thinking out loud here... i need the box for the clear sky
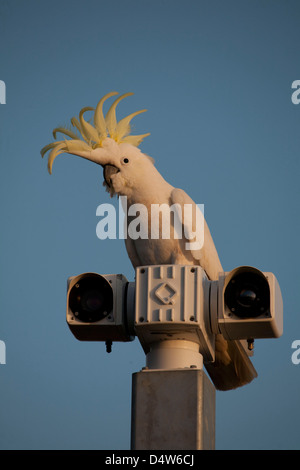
[0,0,300,450]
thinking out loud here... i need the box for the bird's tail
[204,334,258,391]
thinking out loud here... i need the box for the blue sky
[0,0,300,449]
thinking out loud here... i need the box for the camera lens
[82,290,104,312]
[238,289,257,307]
[69,275,113,322]
[224,270,270,318]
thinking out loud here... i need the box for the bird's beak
[103,164,120,187]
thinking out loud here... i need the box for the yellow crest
[41,92,150,173]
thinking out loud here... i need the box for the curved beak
[103,164,120,187]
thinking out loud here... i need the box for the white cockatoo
[42,91,257,390]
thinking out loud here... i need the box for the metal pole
[130,362,215,450]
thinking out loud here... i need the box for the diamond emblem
[154,283,177,305]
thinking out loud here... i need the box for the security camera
[66,272,135,344]
[66,265,283,360]
[210,266,283,341]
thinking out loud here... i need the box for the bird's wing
[124,235,141,269]
[170,187,258,391]
[170,188,222,280]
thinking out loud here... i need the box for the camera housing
[66,272,134,342]
[134,265,215,366]
[210,266,283,341]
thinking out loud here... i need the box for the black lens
[224,271,270,318]
[69,275,113,323]
[238,289,257,307]
[82,290,104,312]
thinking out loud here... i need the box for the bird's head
[41,92,154,198]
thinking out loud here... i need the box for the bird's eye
[122,157,129,164]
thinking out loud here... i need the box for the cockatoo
[41,91,257,390]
